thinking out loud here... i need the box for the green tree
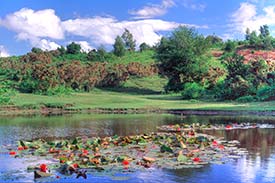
[205,35,223,46]
[249,31,260,48]
[121,29,136,51]
[224,40,237,52]
[66,42,81,54]
[245,28,251,41]
[31,47,43,54]
[156,26,210,92]
[57,46,66,55]
[260,25,270,38]
[113,36,126,57]
[139,42,151,52]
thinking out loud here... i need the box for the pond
[1,114,275,183]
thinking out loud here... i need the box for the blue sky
[0,0,275,56]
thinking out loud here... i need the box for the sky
[0,0,275,56]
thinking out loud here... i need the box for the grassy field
[10,89,275,111]
[4,75,275,112]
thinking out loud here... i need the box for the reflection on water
[1,114,275,183]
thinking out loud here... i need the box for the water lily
[212,140,218,146]
[193,157,201,162]
[18,146,24,151]
[72,163,78,169]
[9,151,16,155]
[122,159,129,166]
[226,125,232,130]
[40,164,47,172]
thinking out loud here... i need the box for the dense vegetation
[1,25,275,105]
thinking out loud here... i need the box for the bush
[181,82,205,99]
[236,95,255,103]
[256,85,275,101]
[44,85,74,96]
[0,81,16,104]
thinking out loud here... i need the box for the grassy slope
[9,75,275,111]
[6,48,275,112]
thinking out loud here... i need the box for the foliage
[139,42,151,52]
[205,35,223,47]
[44,85,74,96]
[235,95,255,103]
[113,36,126,57]
[256,85,275,101]
[223,40,237,52]
[220,54,268,100]
[181,82,205,99]
[87,47,108,62]
[31,47,43,54]
[245,25,275,50]
[66,42,81,54]
[0,81,15,104]
[156,26,210,92]
[121,29,136,51]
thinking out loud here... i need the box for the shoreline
[1,105,275,117]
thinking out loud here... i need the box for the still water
[1,114,275,183]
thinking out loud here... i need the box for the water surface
[1,114,275,183]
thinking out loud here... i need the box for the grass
[10,89,275,111]
[108,50,155,65]
[7,75,275,112]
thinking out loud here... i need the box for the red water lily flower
[18,146,24,151]
[82,149,89,155]
[193,157,201,162]
[40,164,47,172]
[218,145,225,150]
[226,125,232,130]
[23,146,28,150]
[212,140,218,146]
[9,151,16,155]
[177,127,181,132]
[72,163,78,169]
[122,160,129,166]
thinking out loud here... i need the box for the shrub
[181,82,205,99]
[236,95,255,103]
[256,85,275,101]
[0,81,16,104]
[44,85,73,96]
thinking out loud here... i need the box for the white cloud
[0,8,64,45]
[230,2,275,36]
[0,8,208,51]
[75,41,94,52]
[62,17,207,47]
[33,39,60,51]
[0,45,10,57]
[129,0,175,19]
[181,0,206,12]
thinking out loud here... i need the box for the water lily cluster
[7,125,249,180]
[157,123,275,132]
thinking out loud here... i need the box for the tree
[205,35,223,46]
[260,25,270,38]
[245,28,251,41]
[113,36,126,57]
[156,26,210,92]
[31,47,43,54]
[249,31,260,48]
[88,46,108,61]
[66,42,81,54]
[224,40,237,52]
[57,46,66,55]
[139,42,151,52]
[121,29,136,51]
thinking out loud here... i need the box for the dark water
[1,114,275,183]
